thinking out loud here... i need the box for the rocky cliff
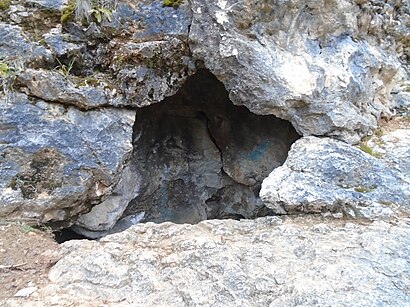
[0,0,409,305]
[1,0,409,235]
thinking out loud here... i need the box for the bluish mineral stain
[248,141,270,161]
[158,165,177,220]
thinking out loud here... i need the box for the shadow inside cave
[124,69,300,224]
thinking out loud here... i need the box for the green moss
[358,143,382,158]
[374,128,384,137]
[0,0,10,10]
[163,0,183,8]
[379,201,393,206]
[0,62,10,77]
[354,185,377,193]
[61,0,76,23]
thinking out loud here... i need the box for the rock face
[6,216,410,306]
[71,164,141,238]
[0,2,410,305]
[189,0,403,143]
[0,93,135,225]
[260,136,410,219]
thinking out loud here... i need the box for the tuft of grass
[54,58,75,78]
[358,143,382,158]
[163,0,183,8]
[61,0,114,25]
[0,62,10,77]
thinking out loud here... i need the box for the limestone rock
[0,0,409,233]
[60,0,195,108]
[391,92,410,115]
[7,216,410,306]
[72,164,142,239]
[368,128,410,175]
[260,136,410,219]
[189,0,401,143]
[0,93,135,225]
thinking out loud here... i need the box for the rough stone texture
[357,0,410,66]
[260,136,410,219]
[15,69,125,110]
[189,0,403,143]
[124,70,299,224]
[2,0,407,143]
[63,0,195,108]
[72,164,141,239]
[0,93,135,225]
[0,23,52,66]
[391,92,410,115]
[5,216,410,306]
[368,128,410,175]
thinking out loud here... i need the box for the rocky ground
[1,215,409,306]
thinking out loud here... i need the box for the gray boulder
[0,93,135,225]
[6,216,410,306]
[0,23,52,66]
[260,136,410,219]
[72,164,142,239]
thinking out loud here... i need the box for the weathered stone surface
[72,164,141,238]
[0,0,408,235]
[6,216,410,306]
[260,136,410,219]
[25,0,65,10]
[392,92,410,115]
[368,128,410,175]
[58,0,196,108]
[357,0,410,66]
[189,0,401,143]
[0,93,135,224]
[0,23,52,65]
[15,68,128,110]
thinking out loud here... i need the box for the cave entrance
[125,69,300,224]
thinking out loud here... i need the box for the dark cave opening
[124,69,300,224]
[53,228,89,244]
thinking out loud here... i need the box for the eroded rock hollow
[125,69,300,224]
